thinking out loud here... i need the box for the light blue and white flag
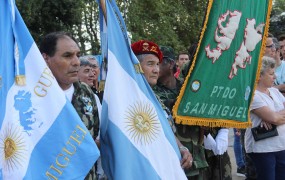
[0,0,100,179]
[99,0,187,179]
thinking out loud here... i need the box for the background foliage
[270,0,285,37]
[16,0,285,56]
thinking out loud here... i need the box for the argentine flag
[99,0,187,179]
[0,0,99,179]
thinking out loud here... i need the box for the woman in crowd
[245,56,285,180]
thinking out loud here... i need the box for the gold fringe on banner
[15,75,26,86]
[98,80,105,92]
[173,0,214,125]
[134,63,144,74]
[247,0,273,127]
[173,0,273,128]
[176,116,252,129]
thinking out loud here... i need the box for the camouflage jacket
[152,79,182,111]
[176,60,232,179]
[72,81,99,139]
[153,79,232,179]
[154,93,177,133]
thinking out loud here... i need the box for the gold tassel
[173,0,214,120]
[98,80,105,92]
[15,75,26,86]
[134,64,144,73]
[176,116,252,129]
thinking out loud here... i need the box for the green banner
[173,0,272,128]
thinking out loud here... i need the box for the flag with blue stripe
[0,0,100,179]
[99,0,187,179]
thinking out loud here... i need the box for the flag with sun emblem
[98,0,186,179]
[0,0,99,179]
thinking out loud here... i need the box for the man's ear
[42,53,53,69]
[42,53,49,63]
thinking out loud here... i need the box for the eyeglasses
[266,43,276,50]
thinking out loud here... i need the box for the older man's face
[88,59,100,82]
[44,36,80,90]
[140,54,160,87]
[78,65,95,87]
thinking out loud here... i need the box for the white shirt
[64,84,102,123]
[64,85,74,101]
[245,88,285,153]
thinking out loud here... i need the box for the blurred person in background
[174,52,190,78]
[278,34,285,61]
[79,55,103,102]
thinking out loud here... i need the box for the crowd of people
[231,34,285,180]
[38,30,285,180]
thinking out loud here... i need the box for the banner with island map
[173,0,272,128]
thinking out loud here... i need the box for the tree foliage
[17,0,208,55]
[17,0,284,55]
[16,0,84,43]
[269,0,285,37]
[126,0,208,53]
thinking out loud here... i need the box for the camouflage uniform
[153,79,232,180]
[154,93,177,133]
[152,79,182,109]
[72,81,100,180]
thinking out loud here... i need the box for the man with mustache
[40,31,100,180]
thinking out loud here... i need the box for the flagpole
[98,0,107,92]
[100,0,107,24]
[219,155,223,180]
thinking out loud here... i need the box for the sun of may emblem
[0,124,26,172]
[125,101,160,145]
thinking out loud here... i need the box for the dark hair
[39,31,78,56]
[176,51,189,60]
[278,34,285,42]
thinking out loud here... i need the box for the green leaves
[18,0,284,55]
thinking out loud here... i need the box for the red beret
[131,40,163,62]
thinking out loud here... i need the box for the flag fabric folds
[0,0,99,179]
[173,0,272,128]
[99,0,186,179]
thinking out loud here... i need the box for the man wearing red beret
[131,40,193,170]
